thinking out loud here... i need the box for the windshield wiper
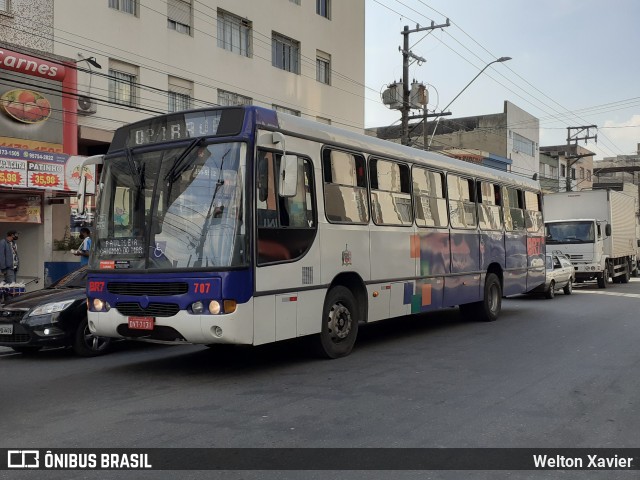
[124,147,142,190]
[164,138,202,183]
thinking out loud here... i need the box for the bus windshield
[546,221,595,244]
[92,142,248,270]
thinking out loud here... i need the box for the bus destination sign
[109,108,245,151]
[99,237,145,256]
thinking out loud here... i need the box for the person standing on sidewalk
[0,230,19,283]
[74,227,91,266]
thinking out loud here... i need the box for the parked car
[0,267,111,356]
[532,252,575,299]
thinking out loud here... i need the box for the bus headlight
[209,300,221,315]
[92,298,110,312]
[192,301,204,314]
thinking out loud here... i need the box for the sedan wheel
[545,280,555,299]
[563,279,573,295]
[73,317,112,357]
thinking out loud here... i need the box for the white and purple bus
[82,106,544,358]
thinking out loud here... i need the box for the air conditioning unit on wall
[77,95,97,115]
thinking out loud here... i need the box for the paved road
[2,279,640,479]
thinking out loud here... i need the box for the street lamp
[426,56,511,150]
[74,56,102,69]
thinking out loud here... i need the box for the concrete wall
[0,0,54,52]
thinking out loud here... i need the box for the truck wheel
[597,270,607,289]
[315,286,359,359]
[545,280,555,299]
[621,265,630,284]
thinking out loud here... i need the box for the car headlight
[29,300,75,317]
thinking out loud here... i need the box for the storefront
[0,46,95,289]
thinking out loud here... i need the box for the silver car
[534,252,575,299]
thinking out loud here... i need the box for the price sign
[0,169,22,186]
[29,172,61,187]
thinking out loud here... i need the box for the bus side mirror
[605,224,611,237]
[77,175,87,215]
[278,155,298,198]
[75,154,104,214]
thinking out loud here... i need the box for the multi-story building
[0,0,365,286]
[538,145,594,194]
[368,100,540,179]
[596,145,640,186]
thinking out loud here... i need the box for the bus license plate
[128,317,154,330]
[0,324,13,335]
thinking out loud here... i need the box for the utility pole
[400,20,449,146]
[565,125,597,191]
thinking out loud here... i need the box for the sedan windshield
[92,142,247,270]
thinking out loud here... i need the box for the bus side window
[322,148,368,224]
[369,158,412,226]
[524,190,542,234]
[448,174,477,229]
[477,181,502,231]
[503,187,525,231]
[413,167,447,228]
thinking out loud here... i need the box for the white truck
[543,189,637,288]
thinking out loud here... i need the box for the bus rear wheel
[316,286,359,359]
[460,273,502,322]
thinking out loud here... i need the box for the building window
[217,10,252,57]
[549,165,557,179]
[290,0,301,4]
[571,168,576,180]
[560,164,566,177]
[580,167,585,179]
[168,0,192,34]
[109,61,138,107]
[513,132,534,156]
[0,0,11,13]
[272,32,300,74]
[316,116,331,125]
[587,170,591,181]
[316,50,331,85]
[218,89,252,107]
[109,0,136,15]
[168,76,192,113]
[316,0,330,19]
[273,105,300,117]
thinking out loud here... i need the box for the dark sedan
[0,267,111,356]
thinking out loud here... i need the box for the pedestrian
[74,227,91,266]
[0,230,19,283]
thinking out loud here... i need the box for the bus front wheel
[316,286,359,359]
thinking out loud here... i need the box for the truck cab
[545,219,609,287]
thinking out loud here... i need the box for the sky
[364,0,640,161]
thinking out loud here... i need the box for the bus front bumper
[87,301,254,345]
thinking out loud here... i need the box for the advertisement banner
[0,192,42,224]
[0,147,95,193]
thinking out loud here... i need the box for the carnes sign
[0,49,66,81]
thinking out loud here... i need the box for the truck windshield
[91,142,247,270]
[546,221,595,244]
